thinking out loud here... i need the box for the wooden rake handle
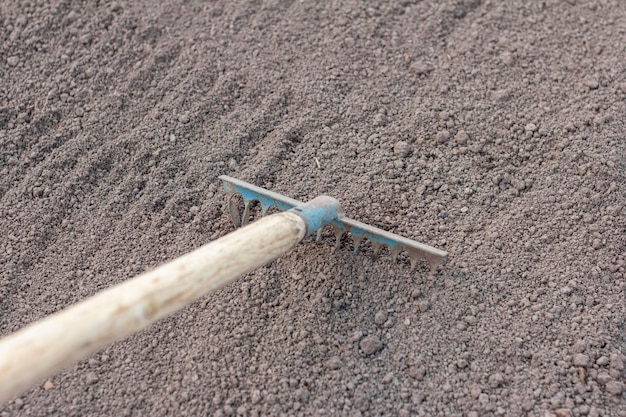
[0,196,340,403]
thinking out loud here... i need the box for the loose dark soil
[1,1,625,416]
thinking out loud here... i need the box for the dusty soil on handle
[1,1,625,416]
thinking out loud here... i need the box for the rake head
[219,175,448,271]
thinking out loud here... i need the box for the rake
[0,175,447,403]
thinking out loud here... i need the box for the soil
[1,1,625,416]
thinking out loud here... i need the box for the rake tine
[371,242,383,257]
[241,200,252,226]
[332,224,343,251]
[409,255,418,271]
[352,236,363,255]
[390,246,402,263]
[227,194,241,228]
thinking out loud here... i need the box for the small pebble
[436,130,450,144]
[596,356,609,366]
[491,89,511,102]
[360,335,383,356]
[296,388,310,403]
[488,373,504,388]
[382,372,393,384]
[583,78,599,89]
[178,114,189,123]
[409,62,433,75]
[66,10,78,22]
[555,409,573,417]
[525,123,538,133]
[455,130,469,145]
[353,390,369,412]
[16,112,29,124]
[326,356,343,370]
[609,353,624,371]
[352,330,365,341]
[500,51,513,65]
[408,365,426,380]
[412,392,425,405]
[250,390,261,404]
[572,353,589,367]
[521,400,535,412]
[374,310,388,326]
[596,371,612,385]
[43,380,54,390]
[7,56,19,67]
[85,372,99,385]
[571,340,587,353]
[605,381,624,395]
[372,113,387,126]
[393,141,411,158]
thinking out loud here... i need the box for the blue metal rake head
[219,175,448,271]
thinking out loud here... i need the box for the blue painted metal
[218,175,448,270]
[290,196,341,236]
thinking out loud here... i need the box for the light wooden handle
[0,211,306,403]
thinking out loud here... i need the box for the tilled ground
[0,1,625,416]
